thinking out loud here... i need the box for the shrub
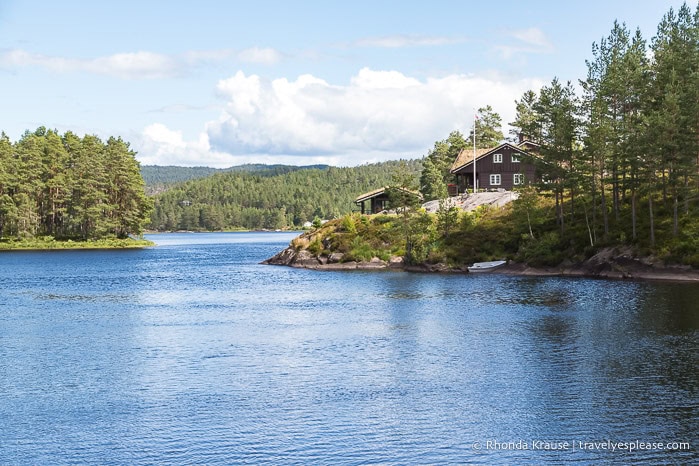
[340,214,358,234]
[517,231,563,267]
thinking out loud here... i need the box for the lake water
[0,232,697,464]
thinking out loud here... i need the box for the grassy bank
[291,189,699,270]
[0,236,155,251]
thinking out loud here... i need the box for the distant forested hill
[141,166,218,187]
[148,159,421,231]
[141,163,331,195]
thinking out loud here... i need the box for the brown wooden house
[354,187,421,214]
[450,141,539,192]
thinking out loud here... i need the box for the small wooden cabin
[450,142,538,193]
[354,187,421,214]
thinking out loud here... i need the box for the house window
[493,153,503,163]
[512,153,520,163]
[490,174,501,186]
[513,173,524,185]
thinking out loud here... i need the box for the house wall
[357,194,390,214]
[454,145,537,191]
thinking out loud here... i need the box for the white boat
[468,260,507,273]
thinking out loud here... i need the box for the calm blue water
[0,232,697,464]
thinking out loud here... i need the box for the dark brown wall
[454,145,537,190]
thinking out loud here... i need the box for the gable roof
[450,142,534,173]
[450,147,491,173]
[355,187,387,203]
[355,186,421,204]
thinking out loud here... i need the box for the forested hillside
[141,163,330,194]
[0,128,152,240]
[148,160,421,231]
[141,166,218,189]
[505,3,699,250]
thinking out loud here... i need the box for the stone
[388,256,404,268]
[328,252,345,263]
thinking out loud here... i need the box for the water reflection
[0,233,696,464]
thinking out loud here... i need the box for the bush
[340,214,358,234]
[517,231,563,267]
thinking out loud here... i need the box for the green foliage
[0,128,151,241]
[436,200,459,239]
[0,236,154,250]
[148,159,422,231]
[468,105,505,149]
[516,232,564,267]
[340,214,358,234]
[419,131,466,201]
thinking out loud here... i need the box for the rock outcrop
[262,244,395,271]
[263,238,699,282]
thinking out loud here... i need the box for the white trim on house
[493,153,503,163]
[490,174,501,185]
[513,173,524,185]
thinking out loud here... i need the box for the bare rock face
[262,246,296,265]
[292,249,320,268]
[328,252,345,263]
[388,256,404,268]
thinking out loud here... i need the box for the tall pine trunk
[649,194,655,248]
[631,188,637,240]
[600,173,609,239]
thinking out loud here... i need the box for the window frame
[513,173,524,185]
[493,153,503,163]
[489,174,501,186]
[511,153,520,163]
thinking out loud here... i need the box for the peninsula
[0,128,152,249]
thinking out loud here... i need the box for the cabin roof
[354,186,421,204]
[355,187,388,203]
[450,142,534,173]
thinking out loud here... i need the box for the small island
[0,128,153,250]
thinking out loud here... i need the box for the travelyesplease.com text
[473,439,691,453]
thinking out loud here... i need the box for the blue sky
[0,0,691,167]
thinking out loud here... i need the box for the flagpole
[473,111,477,193]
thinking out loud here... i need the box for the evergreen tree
[467,105,504,149]
[419,131,466,201]
[509,90,542,144]
[533,78,581,232]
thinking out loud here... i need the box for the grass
[0,236,155,251]
[292,189,699,270]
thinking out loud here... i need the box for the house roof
[354,186,421,204]
[450,142,534,173]
[355,187,388,203]
[450,147,491,173]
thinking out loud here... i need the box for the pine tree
[419,131,466,201]
[467,105,504,149]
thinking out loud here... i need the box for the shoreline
[263,246,699,284]
[0,238,155,252]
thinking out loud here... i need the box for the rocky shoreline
[262,243,699,283]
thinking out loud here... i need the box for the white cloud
[0,46,284,79]
[237,47,282,65]
[512,28,553,49]
[0,49,179,79]
[200,67,542,163]
[355,34,466,48]
[494,27,554,59]
[137,123,234,167]
[87,51,180,79]
[135,68,544,167]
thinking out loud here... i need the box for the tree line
[509,3,699,248]
[0,127,152,240]
[417,3,699,253]
[148,159,422,231]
